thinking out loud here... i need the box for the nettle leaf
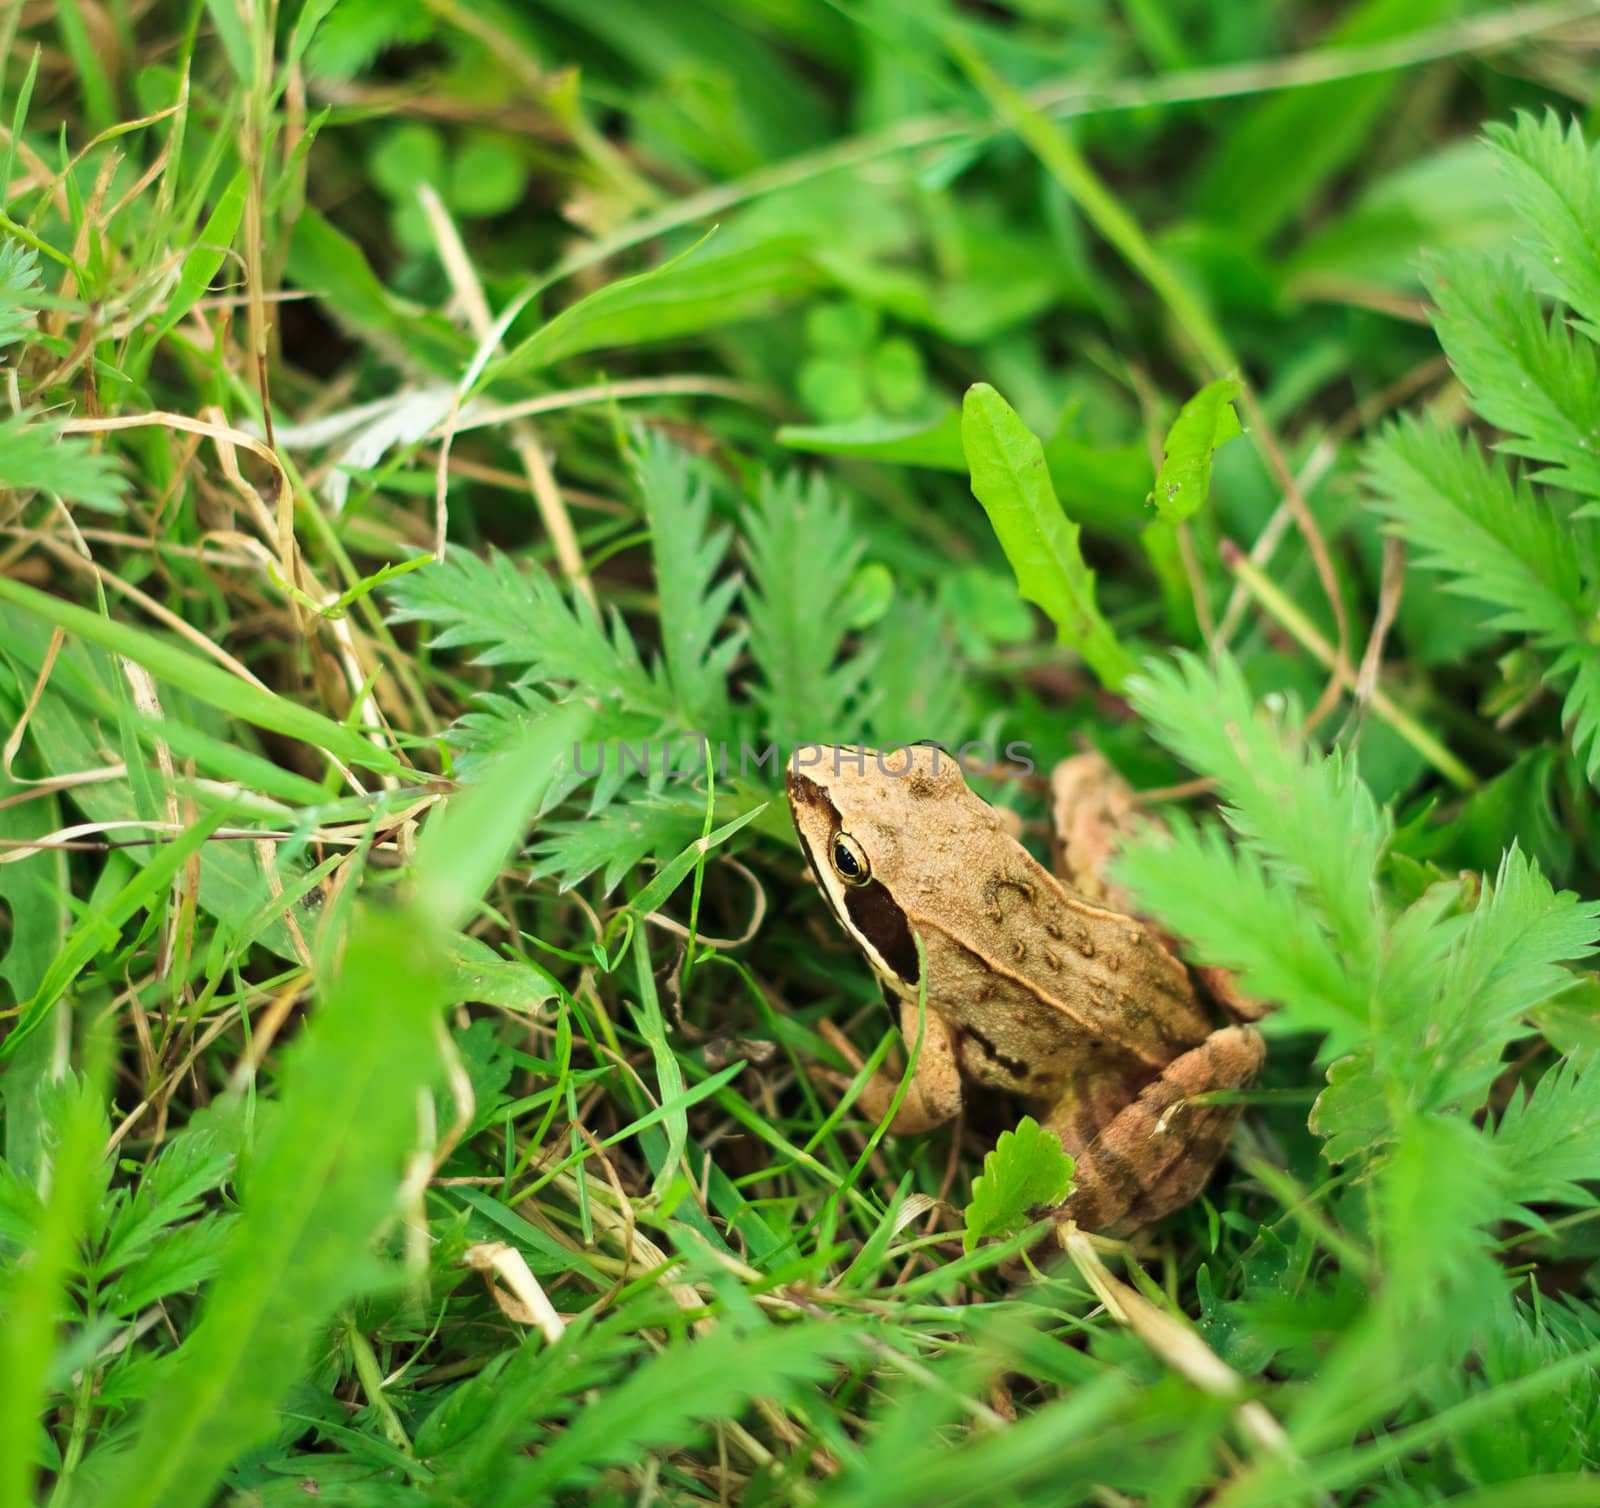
[961,382,1137,690]
[962,1116,1074,1252]
[1147,377,1243,523]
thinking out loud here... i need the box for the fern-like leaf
[1490,1057,1600,1222]
[1125,652,1389,963]
[1423,251,1600,500]
[632,430,741,730]
[1363,415,1588,648]
[1111,813,1368,1046]
[1485,110,1600,344]
[529,798,707,893]
[0,411,126,512]
[386,548,671,717]
[0,238,41,350]
[743,471,874,750]
[1417,845,1600,1114]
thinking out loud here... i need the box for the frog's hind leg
[1054,1025,1265,1237]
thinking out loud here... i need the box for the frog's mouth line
[788,774,921,991]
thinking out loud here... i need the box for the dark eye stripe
[842,882,920,990]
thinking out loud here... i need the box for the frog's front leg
[819,992,964,1135]
[1046,1024,1265,1237]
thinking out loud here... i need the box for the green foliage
[1147,377,1243,522]
[743,468,874,751]
[631,430,742,730]
[961,382,1136,689]
[962,1116,1075,1252]
[1117,653,1600,1260]
[10,9,1600,1506]
[0,411,125,512]
[88,906,451,1508]
[0,238,40,349]
[1364,110,1600,780]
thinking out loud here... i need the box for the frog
[785,742,1264,1237]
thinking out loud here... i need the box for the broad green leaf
[88,904,450,1508]
[415,701,593,931]
[961,383,1137,689]
[142,169,246,351]
[1147,378,1243,522]
[492,238,814,381]
[776,409,967,471]
[963,1116,1075,1252]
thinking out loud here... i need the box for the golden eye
[831,832,870,886]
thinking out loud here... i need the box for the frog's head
[784,743,970,994]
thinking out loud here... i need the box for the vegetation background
[5,1,1600,1503]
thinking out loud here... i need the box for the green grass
[5,3,1600,1504]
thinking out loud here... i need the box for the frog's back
[885,776,1213,1082]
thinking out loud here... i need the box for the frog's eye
[831,832,870,886]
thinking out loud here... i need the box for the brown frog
[786,742,1264,1237]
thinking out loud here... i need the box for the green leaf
[492,237,814,381]
[1127,652,1390,963]
[88,905,451,1508]
[1489,1057,1600,1223]
[1485,110,1600,344]
[0,237,41,350]
[962,1116,1074,1252]
[142,169,246,351]
[386,547,671,720]
[1363,415,1588,650]
[743,470,874,750]
[632,430,740,728]
[1404,845,1600,1115]
[1,804,233,1065]
[960,383,1137,689]
[1113,814,1369,1047]
[0,574,408,778]
[0,410,125,511]
[1147,378,1243,523]
[415,701,593,931]
[1193,0,1454,248]
[530,798,707,896]
[1423,251,1600,500]
[776,408,967,471]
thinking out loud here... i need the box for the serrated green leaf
[962,1116,1074,1252]
[88,905,451,1508]
[1485,110,1600,343]
[0,410,125,511]
[743,470,874,750]
[961,383,1137,689]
